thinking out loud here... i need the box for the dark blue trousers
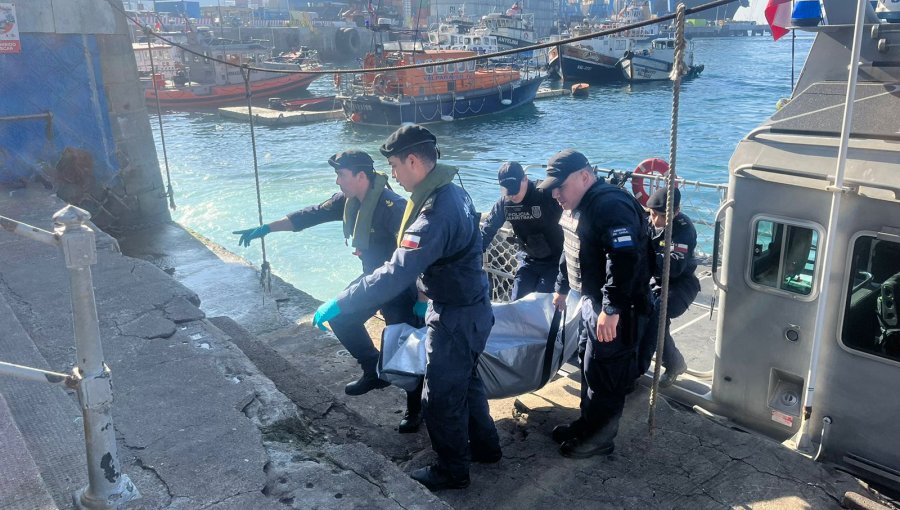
[511,257,559,301]
[422,299,499,478]
[638,276,701,375]
[329,281,418,374]
[578,296,640,433]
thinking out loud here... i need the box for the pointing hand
[232,224,271,247]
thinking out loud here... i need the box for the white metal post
[53,206,140,509]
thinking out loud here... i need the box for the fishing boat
[619,37,704,82]
[549,2,658,83]
[337,48,545,126]
[477,4,537,52]
[143,30,322,109]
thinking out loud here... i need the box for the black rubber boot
[344,371,390,396]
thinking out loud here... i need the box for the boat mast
[795,0,868,451]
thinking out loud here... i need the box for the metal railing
[0,206,139,509]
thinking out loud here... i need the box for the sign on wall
[0,3,20,54]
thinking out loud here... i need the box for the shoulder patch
[384,199,394,208]
[610,226,635,248]
[421,196,436,213]
[400,233,421,249]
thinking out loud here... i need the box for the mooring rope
[648,3,686,435]
[241,64,272,297]
[144,27,176,210]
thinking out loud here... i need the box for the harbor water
[153,35,813,301]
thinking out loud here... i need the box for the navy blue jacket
[651,211,698,290]
[556,180,651,313]
[336,182,488,314]
[481,180,563,264]
[287,187,406,275]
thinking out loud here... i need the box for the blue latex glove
[232,224,271,247]
[313,299,341,331]
[413,300,428,319]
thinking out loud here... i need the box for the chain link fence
[482,172,729,303]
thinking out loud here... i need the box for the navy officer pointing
[313,125,501,491]
[232,150,424,433]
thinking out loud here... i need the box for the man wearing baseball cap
[232,150,425,433]
[312,125,501,491]
[481,161,563,300]
[539,148,651,458]
[637,186,700,388]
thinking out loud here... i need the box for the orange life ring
[333,73,342,88]
[349,112,362,123]
[631,158,672,206]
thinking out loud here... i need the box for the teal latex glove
[413,301,428,319]
[313,299,341,331]
[232,224,271,247]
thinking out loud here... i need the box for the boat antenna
[791,29,796,91]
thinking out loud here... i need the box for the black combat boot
[344,371,390,396]
[410,465,470,491]
[398,390,423,433]
[551,418,588,444]
[559,412,621,458]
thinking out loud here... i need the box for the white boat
[619,37,704,82]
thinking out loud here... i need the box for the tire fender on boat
[631,158,672,206]
[336,27,361,54]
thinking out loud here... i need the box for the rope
[144,28,176,211]
[241,64,272,296]
[107,0,738,77]
[648,2,686,436]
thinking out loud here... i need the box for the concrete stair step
[0,391,57,510]
[0,291,87,509]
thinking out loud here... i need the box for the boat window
[474,37,481,44]
[467,60,476,71]
[749,219,819,296]
[455,62,464,73]
[841,235,900,363]
[436,63,445,73]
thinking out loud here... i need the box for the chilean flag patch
[400,234,421,249]
[674,243,689,254]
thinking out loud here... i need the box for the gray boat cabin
[666,0,900,492]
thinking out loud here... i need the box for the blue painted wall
[0,33,119,187]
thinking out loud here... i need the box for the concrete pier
[1,185,893,509]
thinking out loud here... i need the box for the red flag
[765,0,792,41]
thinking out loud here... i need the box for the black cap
[537,149,590,190]
[379,125,437,158]
[646,187,681,212]
[328,150,374,171]
[498,161,525,194]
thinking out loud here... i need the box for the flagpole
[794,0,868,453]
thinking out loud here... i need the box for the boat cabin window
[467,60,476,71]
[425,60,433,74]
[436,62,445,73]
[841,235,900,362]
[750,219,819,296]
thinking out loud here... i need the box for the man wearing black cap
[232,150,425,433]
[638,187,700,387]
[540,148,651,458]
[481,161,563,300]
[313,125,501,491]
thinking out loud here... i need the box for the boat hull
[554,52,623,84]
[341,76,544,126]
[621,54,703,82]
[145,72,320,109]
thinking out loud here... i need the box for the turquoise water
[152,35,813,301]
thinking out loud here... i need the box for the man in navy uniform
[312,125,501,491]
[481,161,563,300]
[232,150,425,433]
[542,149,650,458]
[638,187,700,387]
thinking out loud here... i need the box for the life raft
[631,157,672,206]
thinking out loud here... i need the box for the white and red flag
[765,0,792,41]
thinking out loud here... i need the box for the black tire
[336,27,361,55]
